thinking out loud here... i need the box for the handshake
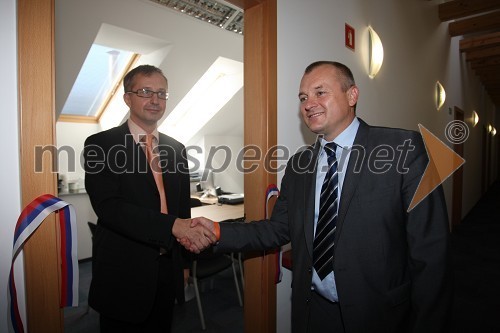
[172,217,218,253]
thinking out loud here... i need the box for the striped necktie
[313,142,338,280]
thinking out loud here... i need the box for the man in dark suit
[185,61,452,332]
[84,65,216,332]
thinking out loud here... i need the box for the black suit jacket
[84,122,191,322]
[216,119,452,333]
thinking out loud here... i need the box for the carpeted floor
[451,181,500,333]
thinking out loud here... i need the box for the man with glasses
[84,65,216,332]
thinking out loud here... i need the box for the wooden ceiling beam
[474,64,500,74]
[439,0,500,21]
[448,10,500,36]
[465,44,500,61]
[460,31,500,52]
[470,55,500,69]
[478,72,500,83]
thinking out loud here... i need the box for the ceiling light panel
[149,0,244,34]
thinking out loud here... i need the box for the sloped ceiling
[438,0,500,109]
[56,0,244,144]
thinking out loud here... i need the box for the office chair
[220,217,246,289]
[236,252,244,289]
[190,197,203,208]
[191,249,243,330]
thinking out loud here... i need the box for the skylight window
[59,44,135,120]
[158,56,243,143]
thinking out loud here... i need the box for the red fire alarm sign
[345,23,355,50]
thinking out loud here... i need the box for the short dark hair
[123,65,167,92]
[304,61,355,92]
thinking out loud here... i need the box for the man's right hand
[172,218,216,253]
[191,216,215,233]
[177,217,216,252]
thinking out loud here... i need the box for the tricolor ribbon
[264,184,281,283]
[7,194,78,333]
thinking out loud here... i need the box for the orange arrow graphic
[408,124,466,212]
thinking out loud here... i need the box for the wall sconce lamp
[435,81,446,110]
[472,111,479,127]
[368,26,384,78]
[489,125,497,136]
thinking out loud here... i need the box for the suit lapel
[334,119,370,247]
[304,139,321,257]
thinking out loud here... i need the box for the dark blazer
[84,121,191,323]
[216,119,452,333]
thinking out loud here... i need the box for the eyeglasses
[126,88,169,100]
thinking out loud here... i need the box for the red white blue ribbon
[265,184,280,215]
[264,184,281,283]
[8,194,78,333]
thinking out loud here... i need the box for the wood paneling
[18,0,62,331]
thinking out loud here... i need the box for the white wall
[56,122,101,188]
[0,0,24,331]
[204,135,245,194]
[275,0,497,331]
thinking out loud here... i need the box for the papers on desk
[217,193,244,205]
[191,202,244,222]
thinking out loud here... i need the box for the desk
[191,203,244,222]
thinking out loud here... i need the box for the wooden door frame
[18,0,278,332]
[232,1,278,332]
[18,0,63,331]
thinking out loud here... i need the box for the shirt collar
[320,117,360,152]
[127,118,159,144]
